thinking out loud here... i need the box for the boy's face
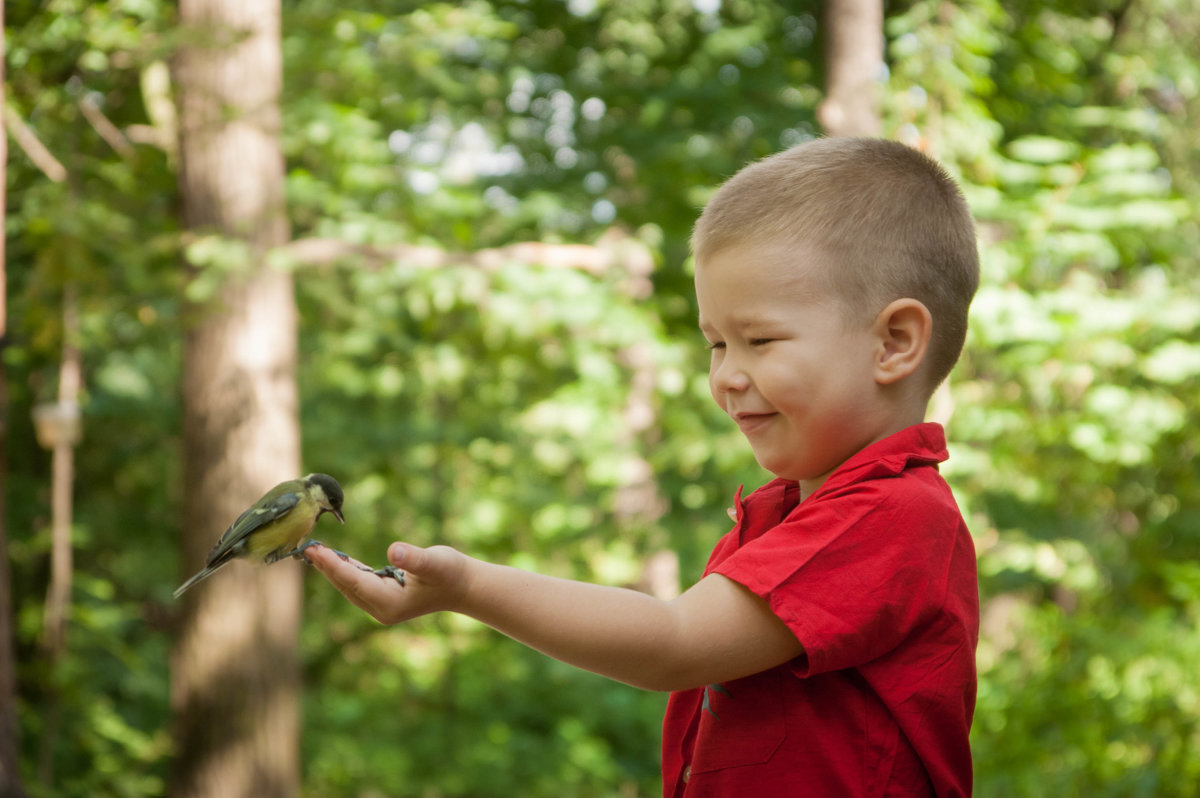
[695,240,890,492]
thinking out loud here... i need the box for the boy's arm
[305,542,804,692]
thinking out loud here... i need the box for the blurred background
[3,0,1199,796]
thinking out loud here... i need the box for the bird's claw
[347,559,404,586]
[291,540,357,563]
[370,565,406,587]
[290,539,324,561]
[291,540,404,586]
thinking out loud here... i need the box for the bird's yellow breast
[243,493,320,559]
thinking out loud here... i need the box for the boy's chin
[752,453,799,481]
[753,453,836,487]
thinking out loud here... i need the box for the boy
[306,137,981,797]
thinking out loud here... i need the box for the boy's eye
[749,338,774,347]
[705,341,725,351]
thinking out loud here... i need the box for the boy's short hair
[692,137,980,392]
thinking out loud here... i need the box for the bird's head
[305,473,345,523]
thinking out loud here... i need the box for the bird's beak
[333,508,345,524]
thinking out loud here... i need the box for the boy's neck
[797,405,930,499]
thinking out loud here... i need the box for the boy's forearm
[455,558,690,691]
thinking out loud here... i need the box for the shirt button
[683,765,691,783]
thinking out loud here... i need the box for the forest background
[4,0,1200,796]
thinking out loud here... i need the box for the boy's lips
[732,410,777,434]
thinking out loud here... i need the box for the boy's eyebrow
[698,313,789,332]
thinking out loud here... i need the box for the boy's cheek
[706,375,720,407]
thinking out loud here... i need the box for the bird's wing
[204,490,302,567]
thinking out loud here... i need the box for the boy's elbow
[624,674,685,693]
[618,658,713,693]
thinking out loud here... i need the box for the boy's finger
[308,546,370,591]
[311,545,402,603]
[302,542,340,570]
[306,542,368,573]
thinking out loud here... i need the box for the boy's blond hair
[692,137,979,392]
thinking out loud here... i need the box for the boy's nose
[710,357,751,394]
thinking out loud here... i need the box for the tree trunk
[169,2,302,797]
[817,0,884,137]
[0,1,31,792]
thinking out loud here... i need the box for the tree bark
[817,0,884,137]
[169,2,301,797]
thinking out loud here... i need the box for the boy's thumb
[388,542,415,569]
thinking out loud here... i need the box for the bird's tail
[174,563,226,598]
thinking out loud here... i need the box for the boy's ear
[872,298,932,385]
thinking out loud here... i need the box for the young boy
[306,137,981,797]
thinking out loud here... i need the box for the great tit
[175,472,402,598]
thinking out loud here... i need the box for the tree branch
[274,229,656,296]
[78,95,135,159]
[3,106,67,182]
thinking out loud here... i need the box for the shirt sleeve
[712,473,963,677]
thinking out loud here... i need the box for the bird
[174,472,401,598]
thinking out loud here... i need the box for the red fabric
[662,423,979,797]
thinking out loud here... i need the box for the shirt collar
[733,423,950,528]
[808,422,948,501]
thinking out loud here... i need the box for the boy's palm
[306,542,470,625]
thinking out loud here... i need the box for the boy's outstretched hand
[303,541,470,625]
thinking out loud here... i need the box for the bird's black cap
[307,473,344,512]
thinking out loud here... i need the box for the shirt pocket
[688,668,788,775]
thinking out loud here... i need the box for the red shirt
[662,423,979,797]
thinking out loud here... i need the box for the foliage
[886,0,1200,793]
[4,0,1200,796]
